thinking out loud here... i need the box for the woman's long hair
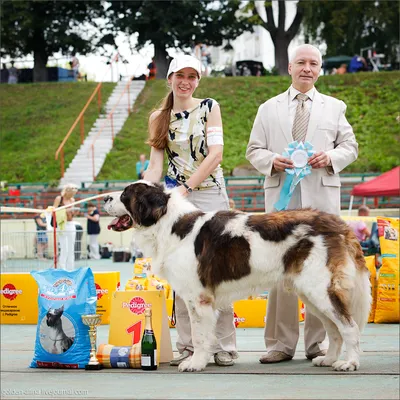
[147,91,174,149]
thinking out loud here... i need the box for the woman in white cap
[144,54,237,367]
[52,183,78,270]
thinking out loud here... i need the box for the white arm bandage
[206,126,224,146]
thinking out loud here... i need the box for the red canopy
[351,167,400,197]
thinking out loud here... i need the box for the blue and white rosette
[274,141,315,211]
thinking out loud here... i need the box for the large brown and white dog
[104,181,371,373]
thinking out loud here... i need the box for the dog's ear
[131,184,170,227]
[58,305,64,315]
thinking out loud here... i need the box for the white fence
[1,230,88,272]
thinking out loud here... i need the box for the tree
[246,0,305,75]
[107,0,247,79]
[301,0,399,65]
[0,0,108,82]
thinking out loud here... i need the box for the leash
[170,291,176,327]
[0,193,112,215]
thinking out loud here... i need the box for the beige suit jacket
[246,88,358,214]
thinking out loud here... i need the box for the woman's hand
[177,186,188,197]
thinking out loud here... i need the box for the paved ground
[1,261,399,399]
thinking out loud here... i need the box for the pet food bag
[374,217,399,323]
[30,267,97,368]
[365,256,377,323]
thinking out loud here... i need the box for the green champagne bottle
[141,307,157,370]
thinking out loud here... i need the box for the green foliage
[302,0,400,65]
[0,82,115,182]
[107,1,248,77]
[108,0,246,49]
[0,0,108,81]
[1,0,107,57]
[99,72,400,179]
[244,0,304,75]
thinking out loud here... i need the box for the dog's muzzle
[107,215,134,232]
[103,194,134,232]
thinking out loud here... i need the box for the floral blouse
[166,98,225,190]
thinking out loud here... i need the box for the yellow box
[233,299,268,328]
[166,298,174,328]
[108,290,173,363]
[133,258,152,275]
[93,271,120,325]
[0,273,38,324]
[1,270,122,325]
[234,299,304,327]
[165,298,304,329]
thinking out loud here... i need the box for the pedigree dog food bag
[365,256,377,323]
[30,268,97,368]
[374,217,399,323]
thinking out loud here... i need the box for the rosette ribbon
[274,141,315,211]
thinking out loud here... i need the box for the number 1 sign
[108,290,172,364]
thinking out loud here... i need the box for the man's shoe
[259,351,293,364]
[169,349,193,366]
[306,349,327,360]
[214,351,234,366]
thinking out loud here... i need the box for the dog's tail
[351,267,372,332]
[347,230,372,332]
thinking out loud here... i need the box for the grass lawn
[0,81,115,183]
[1,72,399,184]
[98,71,400,180]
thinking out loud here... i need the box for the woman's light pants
[88,234,101,260]
[58,222,76,270]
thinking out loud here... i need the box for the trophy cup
[81,314,103,370]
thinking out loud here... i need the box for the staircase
[59,80,145,189]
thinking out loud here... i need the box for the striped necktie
[292,93,310,142]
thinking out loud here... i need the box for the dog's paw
[312,356,336,367]
[178,358,206,372]
[332,360,359,372]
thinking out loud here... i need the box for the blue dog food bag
[30,267,97,369]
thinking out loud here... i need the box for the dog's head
[104,181,170,231]
[46,305,64,327]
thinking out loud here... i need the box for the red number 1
[126,321,142,345]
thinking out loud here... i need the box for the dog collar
[182,182,193,193]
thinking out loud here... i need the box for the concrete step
[89,131,122,138]
[92,117,126,122]
[77,143,111,150]
[60,79,145,185]
[71,155,105,162]
[62,174,95,181]
[77,150,110,157]
[92,123,125,129]
[78,139,112,147]
[70,161,104,168]
[77,148,111,157]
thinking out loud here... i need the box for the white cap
[166,55,202,79]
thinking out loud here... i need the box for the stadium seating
[1,174,399,219]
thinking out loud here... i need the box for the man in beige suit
[246,44,358,363]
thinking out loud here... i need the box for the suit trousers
[264,184,327,357]
[174,186,237,354]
